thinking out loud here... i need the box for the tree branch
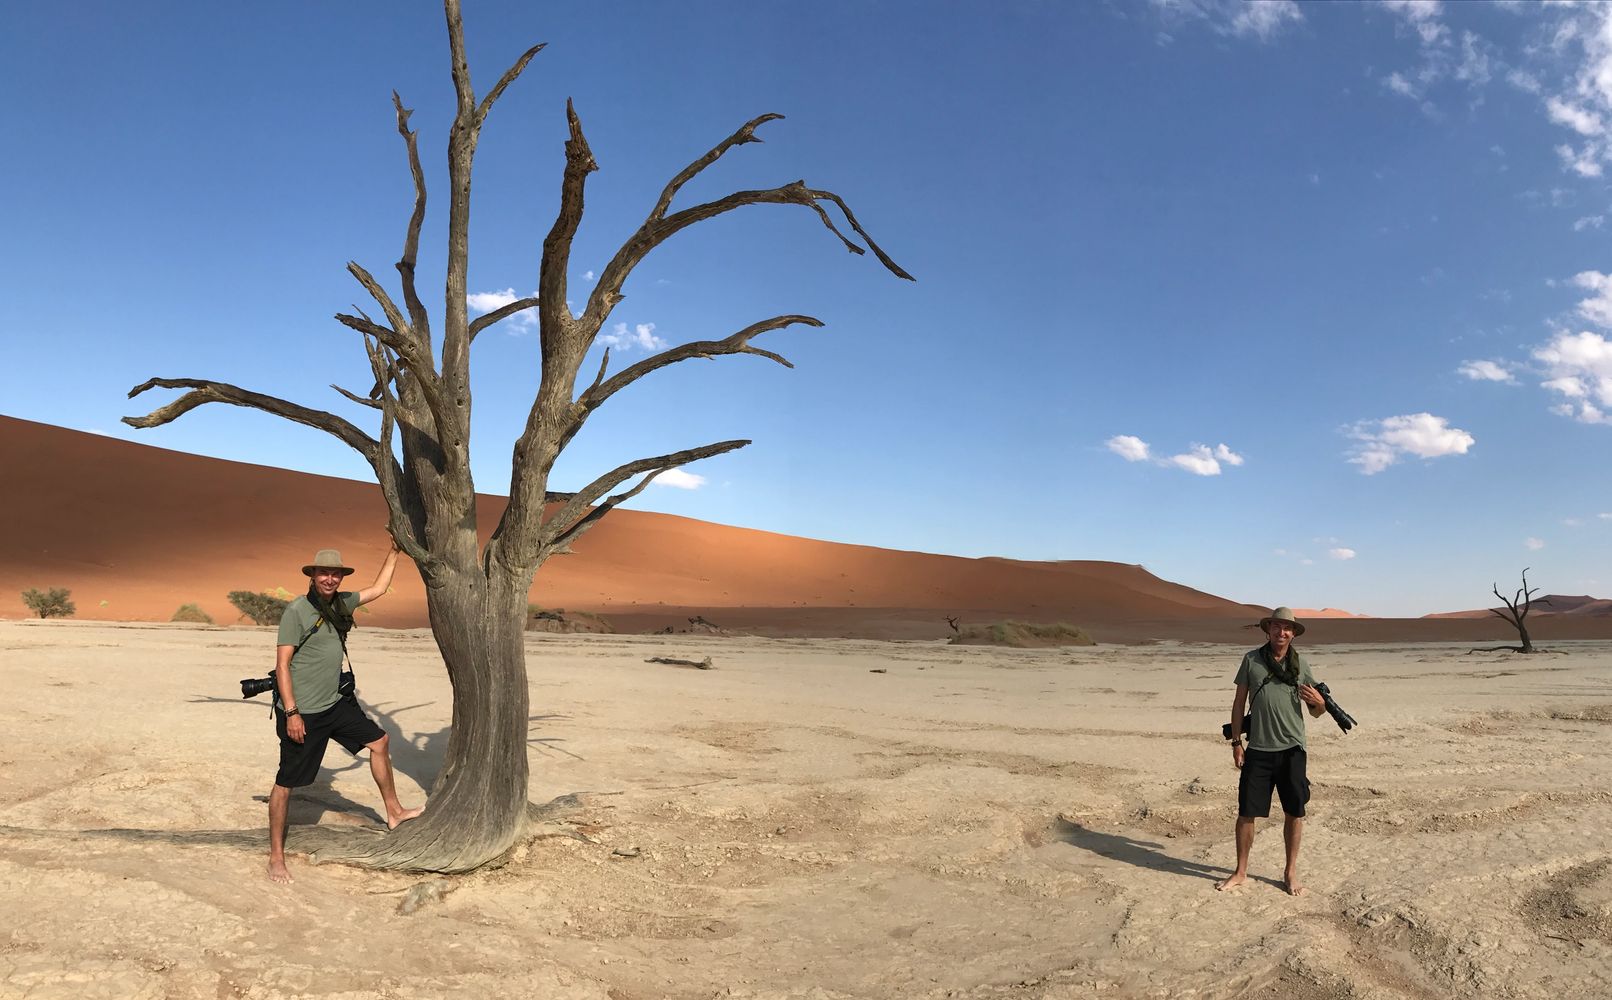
[391,92,432,347]
[331,383,382,409]
[123,378,379,461]
[540,439,751,554]
[347,262,414,346]
[357,337,431,564]
[565,315,818,453]
[468,296,539,343]
[537,100,598,343]
[650,113,783,222]
[476,43,545,123]
[584,177,912,332]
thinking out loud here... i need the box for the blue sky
[4,0,1611,617]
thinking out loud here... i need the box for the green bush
[228,590,290,626]
[21,587,75,619]
[171,603,214,625]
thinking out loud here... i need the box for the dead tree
[123,0,910,873]
[1470,568,1551,654]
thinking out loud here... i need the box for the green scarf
[1261,642,1301,685]
[305,584,354,639]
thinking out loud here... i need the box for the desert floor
[2,622,1610,1000]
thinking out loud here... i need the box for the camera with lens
[1315,681,1356,733]
[240,672,277,699]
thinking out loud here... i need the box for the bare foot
[1215,873,1247,891]
[387,805,424,830]
[1283,876,1306,897]
[267,857,294,884]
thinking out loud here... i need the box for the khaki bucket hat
[1258,606,1305,637]
[302,549,355,577]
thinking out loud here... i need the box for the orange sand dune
[7,415,1612,643]
[1,416,1266,640]
[1292,607,1371,619]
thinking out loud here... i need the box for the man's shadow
[1050,816,1233,884]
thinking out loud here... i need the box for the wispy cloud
[1147,0,1304,43]
[1575,214,1606,231]
[1526,536,1546,551]
[1329,547,1358,561]
[1106,435,1244,475]
[653,468,706,490]
[599,321,668,352]
[1382,0,1449,49]
[1346,413,1475,474]
[1458,359,1516,383]
[466,288,538,334]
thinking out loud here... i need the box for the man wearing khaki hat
[1215,607,1327,896]
[267,542,421,884]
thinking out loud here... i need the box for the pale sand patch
[2,621,1611,998]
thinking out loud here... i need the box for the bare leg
[1216,816,1255,891]
[267,784,294,883]
[365,733,423,829]
[1282,816,1306,895]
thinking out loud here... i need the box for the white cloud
[1147,0,1304,42]
[599,321,668,352]
[1347,412,1475,474]
[1526,537,1546,551]
[1548,96,1604,135]
[466,287,539,333]
[1556,142,1604,177]
[1167,445,1224,476]
[1575,214,1606,230]
[1534,329,1612,423]
[1509,68,1544,94]
[1458,359,1515,383]
[1382,0,1449,48]
[1106,435,1152,462]
[1385,71,1420,99]
[1328,547,1357,561]
[1573,271,1612,326]
[1228,0,1303,41]
[1563,517,1585,527]
[583,270,595,281]
[653,468,706,490]
[1600,512,1612,520]
[1106,435,1244,475]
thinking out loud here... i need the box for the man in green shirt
[267,544,421,884]
[1215,607,1326,896]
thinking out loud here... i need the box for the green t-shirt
[1234,644,1316,752]
[276,592,360,715]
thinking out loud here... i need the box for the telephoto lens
[240,673,277,699]
[1314,681,1357,733]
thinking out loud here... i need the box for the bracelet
[285,707,300,717]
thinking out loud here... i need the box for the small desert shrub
[171,603,214,625]
[21,587,75,619]
[950,620,1094,648]
[228,590,290,626]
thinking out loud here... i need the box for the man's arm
[356,543,402,606]
[275,644,306,743]
[1227,683,1249,741]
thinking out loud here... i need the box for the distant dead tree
[1469,568,1551,654]
[945,616,959,633]
[124,0,909,873]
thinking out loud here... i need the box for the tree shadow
[1051,816,1231,884]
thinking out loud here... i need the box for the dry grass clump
[171,603,214,625]
[949,621,1094,648]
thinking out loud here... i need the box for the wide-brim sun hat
[1258,606,1305,637]
[302,549,355,577]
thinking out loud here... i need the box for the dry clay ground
[2,621,1610,1000]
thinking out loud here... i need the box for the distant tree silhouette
[1470,568,1551,654]
[124,0,910,873]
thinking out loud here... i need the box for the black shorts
[1238,746,1310,818]
[274,698,386,789]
